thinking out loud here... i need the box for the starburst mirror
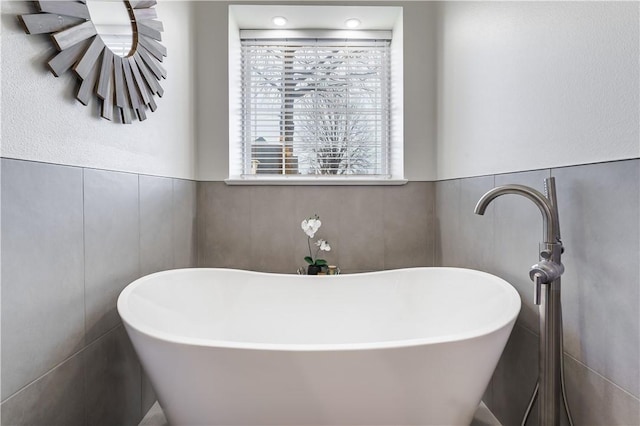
[19,0,166,124]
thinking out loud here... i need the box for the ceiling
[229,5,402,30]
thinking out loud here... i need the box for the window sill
[224,177,409,186]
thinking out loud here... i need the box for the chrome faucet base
[475,177,573,426]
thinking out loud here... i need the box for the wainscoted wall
[197,182,436,273]
[0,158,197,426]
[3,157,637,425]
[435,159,640,425]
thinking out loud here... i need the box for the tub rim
[117,267,521,352]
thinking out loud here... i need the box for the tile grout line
[0,160,2,415]
[168,177,175,270]
[195,181,200,267]
[515,323,640,402]
[563,351,640,403]
[434,158,640,182]
[0,157,196,183]
[137,173,144,419]
[486,172,497,410]
[172,179,176,270]
[1,163,142,408]
[2,156,637,185]
[81,167,88,426]
[0,323,124,406]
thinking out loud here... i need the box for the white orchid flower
[316,239,331,251]
[301,217,322,238]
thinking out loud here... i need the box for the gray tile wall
[4,157,638,424]
[1,158,198,425]
[196,182,436,273]
[435,159,640,426]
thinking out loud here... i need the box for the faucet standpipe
[475,177,573,426]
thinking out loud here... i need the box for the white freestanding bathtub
[118,267,520,426]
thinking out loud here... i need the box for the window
[240,34,392,179]
[227,5,404,184]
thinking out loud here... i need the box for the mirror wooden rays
[18,0,167,124]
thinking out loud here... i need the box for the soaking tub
[118,267,520,426]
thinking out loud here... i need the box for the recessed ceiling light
[345,18,361,28]
[272,16,287,26]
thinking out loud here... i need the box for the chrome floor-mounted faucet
[475,177,573,426]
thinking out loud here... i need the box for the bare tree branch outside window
[296,89,376,175]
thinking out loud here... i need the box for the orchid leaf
[315,259,328,266]
[304,256,314,265]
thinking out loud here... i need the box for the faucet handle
[532,272,544,305]
[530,258,564,305]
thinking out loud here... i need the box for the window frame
[227,22,405,185]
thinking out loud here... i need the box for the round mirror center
[86,0,135,57]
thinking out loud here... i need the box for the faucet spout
[474,182,560,244]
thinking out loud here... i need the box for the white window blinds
[240,36,392,178]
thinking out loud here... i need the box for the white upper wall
[436,1,640,180]
[195,1,438,181]
[4,1,634,182]
[1,1,196,180]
